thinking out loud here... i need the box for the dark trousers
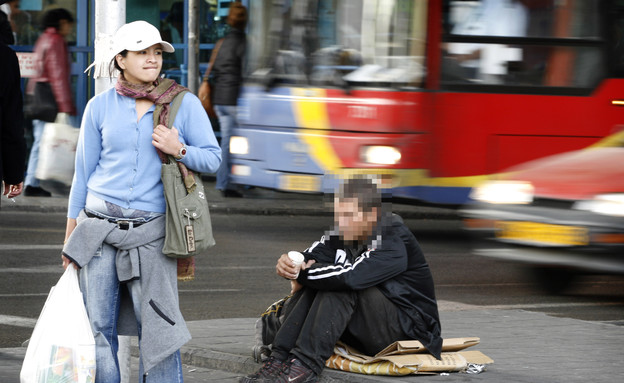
[270,287,407,374]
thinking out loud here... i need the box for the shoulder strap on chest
[167,90,189,129]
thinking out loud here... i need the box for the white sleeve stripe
[307,253,369,280]
[304,236,325,253]
[308,269,350,280]
[308,264,347,274]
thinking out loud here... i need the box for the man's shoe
[272,357,318,383]
[24,186,51,197]
[239,356,285,383]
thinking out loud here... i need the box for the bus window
[442,0,605,92]
[610,0,624,77]
[246,0,428,89]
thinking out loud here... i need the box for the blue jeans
[80,198,183,383]
[24,119,45,187]
[215,105,238,191]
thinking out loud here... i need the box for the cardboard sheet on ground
[325,337,493,376]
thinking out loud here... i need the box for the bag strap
[160,90,189,165]
[167,90,189,130]
[202,38,224,82]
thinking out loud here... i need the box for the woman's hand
[152,124,183,156]
[61,255,78,270]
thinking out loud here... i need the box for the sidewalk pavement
[3,180,623,382]
[3,308,623,382]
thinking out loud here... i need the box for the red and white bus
[228,0,624,205]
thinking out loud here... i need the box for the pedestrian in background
[198,1,247,198]
[62,20,220,382]
[23,8,76,197]
[0,37,27,206]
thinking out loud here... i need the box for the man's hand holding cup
[276,251,315,280]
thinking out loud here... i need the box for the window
[442,0,606,93]
[246,0,428,88]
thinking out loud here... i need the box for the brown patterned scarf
[115,74,196,281]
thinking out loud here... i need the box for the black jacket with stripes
[298,214,443,358]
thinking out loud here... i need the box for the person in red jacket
[24,8,75,197]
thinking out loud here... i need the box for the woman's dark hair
[109,49,128,77]
[41,8,74,31]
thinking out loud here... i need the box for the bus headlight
[574,194,624,217]
[470,181,534,204]
[361,146,401,165]
[230,136,249,155]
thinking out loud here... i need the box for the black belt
[85,211,145,230]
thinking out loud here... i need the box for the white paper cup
[288,251,305,279]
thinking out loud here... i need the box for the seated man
[242,176,443,383]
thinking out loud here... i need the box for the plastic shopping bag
[35,113,79,186]
[20,267,96,383]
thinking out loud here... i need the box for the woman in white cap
[61,20,221,382]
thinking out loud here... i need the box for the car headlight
[470,181,534,204]
[574,194,624,217]
[229,136,249,155]
[361,146,401,165]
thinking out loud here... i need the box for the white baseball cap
[112,20,174,57]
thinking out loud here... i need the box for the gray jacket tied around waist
[62,210,191,372]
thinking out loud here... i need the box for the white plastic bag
[21,267,96,383]
[35,113,79,186]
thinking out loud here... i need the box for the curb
[1,198,460,220]
[132,346,412,383]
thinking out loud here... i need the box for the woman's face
[116,44,163,85]
[58,19,74,38]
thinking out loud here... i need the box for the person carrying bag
[23,8,77,198]
[62,20,221,383]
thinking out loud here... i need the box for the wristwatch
[174,145,187,161]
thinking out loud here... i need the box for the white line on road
[0,266,62,273]
[0,315,38,328]
[0,244,63,251]
[0,293,49,298]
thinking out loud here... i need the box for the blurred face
[334,197,378,242]
[58,19,74,37]
[116,44,163,84]
[8,1,20,14]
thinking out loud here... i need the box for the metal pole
[92,3,130,380]
[95,0,132,383]
[94,0,125,93]
[187,0,199,94]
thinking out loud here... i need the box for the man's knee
[355,286,388,308]
[316,289,357,307]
